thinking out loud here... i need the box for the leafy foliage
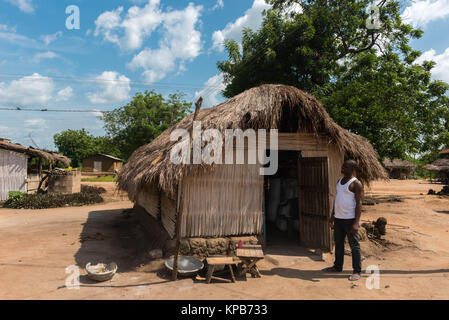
[54,129,119,167]
[217,0,449,160]
[3,186,104,209]
[102,91,191,160]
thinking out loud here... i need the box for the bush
[81,185,107,195]
[6,191,25,207]
[3,189,104,209]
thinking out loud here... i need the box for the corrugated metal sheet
[0,149,27,201]
[180,164,263,238]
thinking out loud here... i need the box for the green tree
[217,0,449,160]
[322,52,449,160]
[102,91,191,160]
[53,129,119,167]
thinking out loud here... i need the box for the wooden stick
[172,97,203,281]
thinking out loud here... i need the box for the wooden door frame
[297,156,331,251]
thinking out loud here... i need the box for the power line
[0,106,112,113]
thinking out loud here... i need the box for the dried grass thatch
[118,84,387,199]
[424,159,449,172]
[0,140,70,166]
[383,158,417,170]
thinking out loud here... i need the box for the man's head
[341,159,358,177]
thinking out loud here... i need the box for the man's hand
[350,221,359,234]
[329,218,334,229]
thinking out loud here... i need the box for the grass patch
[81,175,116,182]
[3,186,106,209]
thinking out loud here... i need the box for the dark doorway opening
[264,150,300,246]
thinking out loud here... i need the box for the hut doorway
[264,152,331,251]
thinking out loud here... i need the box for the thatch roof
[383,158,417,170]
[440,149,449,155]
[0,140,70,166]
[118,84,387,199]
[424,159,449,172]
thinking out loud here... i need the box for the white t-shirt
[334,177,358,219]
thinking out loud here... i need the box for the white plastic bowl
[85,262,117,282]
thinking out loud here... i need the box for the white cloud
[94,0,163,51]
[0,73,54,106]
[55,86,73,102]
[33,51,60,62]
[86,71,131,104]
[95,1,203,83]
[41,31,62,46]
[212,0,270,52]
[402,0,449,27]
[194,73,226,108]
[415,48,449,83]
[25,119,44,127]
[211,0,224,11]
[6,0,34,13]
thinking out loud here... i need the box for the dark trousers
[333,218,362,273]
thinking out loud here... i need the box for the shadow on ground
[261,268,449,282]
[74,208,156,277]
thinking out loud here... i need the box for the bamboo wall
[136,184,160,220]
[180,164,264,238]
[0,150,27,201]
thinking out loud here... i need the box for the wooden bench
[205,257,241,284]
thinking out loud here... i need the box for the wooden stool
[205,257,240,284]
[236,245,264,278]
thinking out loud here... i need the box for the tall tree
[217,0,449,160]
[102,91,191,160]
[54,129,118,167]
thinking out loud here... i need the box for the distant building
[423,149,449,184]
[383,158,417,179]
[82,154,123,174]
[0,138,70,200]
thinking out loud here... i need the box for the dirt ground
[1,180,449,300]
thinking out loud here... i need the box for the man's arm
[329,200,335,229]
[351,181,363,233]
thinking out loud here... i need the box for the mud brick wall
[164,236,260,258]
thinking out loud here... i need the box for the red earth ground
[0,180,448,299]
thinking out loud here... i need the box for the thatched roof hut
[119,84,386,198]
[383,158,417,179]
[118,84,387,254]
[0,139,70,166]
[424,159,449,172]
[0,139,70,200]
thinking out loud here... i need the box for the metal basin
[165,256,204,277]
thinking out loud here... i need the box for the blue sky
[0,0,448,150]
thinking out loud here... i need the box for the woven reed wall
[0,149,27,201]
[180,164,263,238]
[136,184,160,220]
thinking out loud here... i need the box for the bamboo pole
[172,97,203,281]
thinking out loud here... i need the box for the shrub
[3,189,104,209]
[5,191,25,207]
[81,185,107,195]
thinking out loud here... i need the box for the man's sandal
[348,273,361,281]
[322,266,342,272]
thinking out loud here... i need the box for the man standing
[323,159,363,281]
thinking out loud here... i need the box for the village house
[383,158,417,179]
[82,154,123,174]
[0,138,70,201]
[117,84,387,255]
